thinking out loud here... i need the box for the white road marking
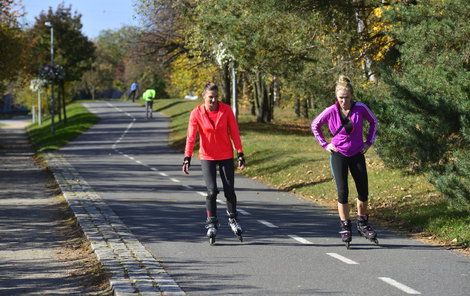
[150,167,158,171]
[170,178,181,183]
[288,235,313,245]
[197,191,206,197]
[258,220,279,228]
[238,209,251,216]
[159,172,168,177]
[216,199,225,204]
[182,184,192,189]
[378,277,421,294]
[326,253,359,265]
[136,160,143,164]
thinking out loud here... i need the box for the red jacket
[184,102,243,160]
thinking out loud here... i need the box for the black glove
[237,152,246,168]
[182,156,191,174]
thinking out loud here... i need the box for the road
[59,101,469,295]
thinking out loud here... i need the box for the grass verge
[27,101,99,153]
[154,98,469,250]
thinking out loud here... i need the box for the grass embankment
[155,98,469,249]
[27,101,99,153]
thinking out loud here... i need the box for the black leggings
[200,159,237,219]
[330,152,368,204]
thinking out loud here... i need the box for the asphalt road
[59,101,469,295]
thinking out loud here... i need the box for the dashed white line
[182,184,192,189]
[288,235,313,245]
[170,178,181,183]
[258,220,279,228]
[326,253,359,265]
[216,199,225,204]
[136,160,143,165]
[238,209,251,216]
[378,277,421,294]
[159,172,168,177]
[150,167,158,171]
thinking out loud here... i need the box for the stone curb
[45,152,186,296]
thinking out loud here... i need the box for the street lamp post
[45,21,55,134]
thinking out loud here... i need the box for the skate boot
[339,219,352,249]
[357,215,379,245]
[228,214,243,242]
[205,217,219,245]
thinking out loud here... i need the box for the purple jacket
[311,102,378,157]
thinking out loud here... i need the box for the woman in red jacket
[182,82,246,244]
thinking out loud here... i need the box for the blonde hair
[335,75,353,95]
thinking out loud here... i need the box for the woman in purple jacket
[311,75,378,248]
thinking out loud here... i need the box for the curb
[45,152,186,296]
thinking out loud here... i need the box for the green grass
[154,98,470,249]
[27,101,99,153]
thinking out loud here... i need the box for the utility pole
[45,21,55,134]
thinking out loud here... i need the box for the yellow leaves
[168,54,218,98]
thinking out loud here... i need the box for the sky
[22,0,141,39]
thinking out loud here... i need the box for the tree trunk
[221,63,231,104]
[301,99,309,118]
[231,63,238,119]
[273,76,280,107]
[294,98,300,117]
[56,82,62,123]
[354,0,377,82]
[61,82,67,123]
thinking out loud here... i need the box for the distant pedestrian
[128,82,139,102]
[311,75,379,248]
[142,89,156,119]
[182,82,246,245]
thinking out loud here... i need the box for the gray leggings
[200,159,237,219]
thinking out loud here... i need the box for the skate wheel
[345,241,350,249]
[238,236,243,242]
[209,237,215,245]
[372,238,379,245]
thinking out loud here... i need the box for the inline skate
[339,219,352,249]
[228,216,243,242]
[205,217,219,245]
[357,215,379,245]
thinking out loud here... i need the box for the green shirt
[142,89,156,101]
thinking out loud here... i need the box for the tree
[372,0,470,208]
[0,0,26,95]
[26,3,95,122]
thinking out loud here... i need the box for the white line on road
[238,209,251,216]
[136,160,143,165]
[170,178,181,183]
[150,167,158,171]
[258,220,279,228]
[216,199,225,204]
[326,253,359,265]
[288,235,313,245]
[182,184,192,189]
[378,277,421,294]
[197,191,206,197]
[159,172,168,177]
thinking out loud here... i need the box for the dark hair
[202,82,218,96]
